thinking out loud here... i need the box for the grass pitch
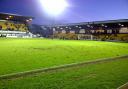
[0,57,128,89]
[0,38,128,75]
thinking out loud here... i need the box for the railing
[0,30,26,34]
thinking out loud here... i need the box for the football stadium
[0,0,128,89]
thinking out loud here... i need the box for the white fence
[0,30,26,34]
[0,31,35,38]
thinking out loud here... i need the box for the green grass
[0,58,128,89]
[0,38,128,75]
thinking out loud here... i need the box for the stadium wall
[39,25,128,41]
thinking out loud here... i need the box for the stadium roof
[41,19,128,30]
[0,12,34,22]
[46,19,128,27]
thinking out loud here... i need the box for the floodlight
[6,17,9,20]
[79,27,82,29]
[76,26,78,28]
[39,0,69,17]
[121,25,124,27]
[101,24,104,26]
[26,20,29,22]
[105,25,108,28]
[91,26,93,28]
[118,23,121,25]
[29,18,33,21]
[9,16,12,18]
[87,25,90,27]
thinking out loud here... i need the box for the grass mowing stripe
[0,55,128,80]
[0,57,128,89]
[1,39,128,75]
[0,39,128,89]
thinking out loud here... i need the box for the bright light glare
[39,0,69,17]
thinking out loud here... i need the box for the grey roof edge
[41,19,128,27]
[0,12,34,19]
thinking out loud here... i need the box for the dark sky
[0,0,128,25]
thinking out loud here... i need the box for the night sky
[0,0,128,25]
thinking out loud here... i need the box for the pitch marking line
[0,55,128,80]
[117,82,128,89]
